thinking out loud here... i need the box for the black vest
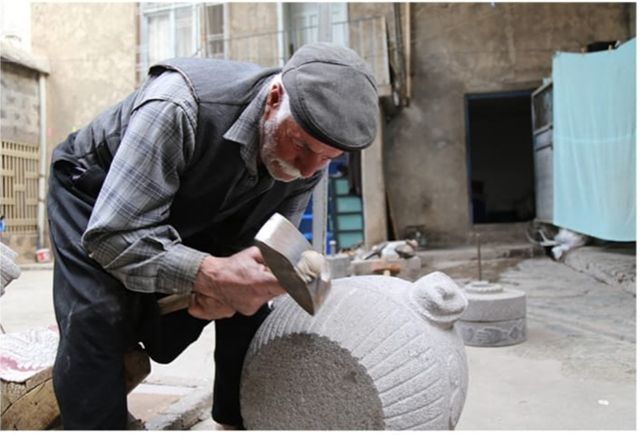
[53,58,320,257]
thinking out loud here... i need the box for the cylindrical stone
[461,283,527,322]
[456,318,527,347]
[458,281,527,347]
[240,273,469,430]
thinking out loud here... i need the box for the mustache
[273,159,301,178]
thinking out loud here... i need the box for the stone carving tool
[253,212,331,316]
[156,213,331,316]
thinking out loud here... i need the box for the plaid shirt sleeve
[81,74,207,295]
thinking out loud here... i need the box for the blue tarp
[552,38,636,241]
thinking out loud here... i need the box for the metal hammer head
[254,213,330,315]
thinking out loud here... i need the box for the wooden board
[1,367,60,430]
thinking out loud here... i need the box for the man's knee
[58,301,128,353]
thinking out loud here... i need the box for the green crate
[337,232,363,248]
[336,214,363,231]
[335,196,362,213]
[334,178,350,195]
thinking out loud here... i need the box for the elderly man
[46,42,378,429]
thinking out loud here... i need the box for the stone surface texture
[564,245,635,295]
[240,273,469,430]
[457,318,527,347]
[458,281,527,347]
[461,282,527,322]
[326,254,352,279]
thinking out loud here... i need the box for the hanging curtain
[552,38,636,241]
[148,12,171,66]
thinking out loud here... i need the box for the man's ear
[265,82,284,114]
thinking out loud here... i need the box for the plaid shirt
[81,70,313,295]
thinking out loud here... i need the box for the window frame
[138,2,201,77]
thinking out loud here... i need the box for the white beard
[260,113,302,182]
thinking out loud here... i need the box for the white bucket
[35,248,51,263]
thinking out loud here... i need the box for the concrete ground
[0,243,635,430]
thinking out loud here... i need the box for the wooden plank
[349,16,390,93]
[0,376,60,430]
[1,368,52,409]
[5,218,37,226]
[361,109,388,248]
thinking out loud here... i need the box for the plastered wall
[30,2,137,164]
[384,2,635,245]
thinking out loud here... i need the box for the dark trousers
[47,138,269,430]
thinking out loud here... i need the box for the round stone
[240,274,469,430]
[464,281,504,294]
[456,318,527,347]
[461,281,527,322]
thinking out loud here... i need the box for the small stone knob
[410,272,468,329]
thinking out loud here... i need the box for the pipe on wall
[311,3,334,254]
[36,73,47,249]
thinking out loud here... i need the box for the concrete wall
[20,2,635,252]
[227,3,279,66]
[385,2,636,245]
[30,2,137,165]
[0,62,40,145]
[25,2,137,255]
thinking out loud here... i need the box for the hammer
[157,213,331,316]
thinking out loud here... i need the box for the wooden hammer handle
[157,293,191,315]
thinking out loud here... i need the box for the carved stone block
[240,272,469,430]
[459,281,527,347]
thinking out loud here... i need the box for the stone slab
[564,245,636,295]
[143,388,212,431]
[326,253,352,278]
[350,256,421,281]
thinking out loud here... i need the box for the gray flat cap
[281,42,378,151]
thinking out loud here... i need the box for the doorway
[465,90,535,224]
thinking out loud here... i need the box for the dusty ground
[1,246,635,431]
[456,257,635,430]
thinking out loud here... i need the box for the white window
[280,2,348,59]
[139,2,201,76]
[204,3,226,59]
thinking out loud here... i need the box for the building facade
[10,2,635,261]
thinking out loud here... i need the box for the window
[281,3,348,58]
[139,2,201,77]
[204,3,225,59]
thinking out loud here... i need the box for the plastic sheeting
[552,38,636,241]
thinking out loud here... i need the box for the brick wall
[0,62,40,146]
[1,61,41,261]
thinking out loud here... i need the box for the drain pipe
[36,73,47,250]
[311,3,333,254]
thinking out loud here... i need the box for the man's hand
[188,292,236,320]
[191,246,284,317]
